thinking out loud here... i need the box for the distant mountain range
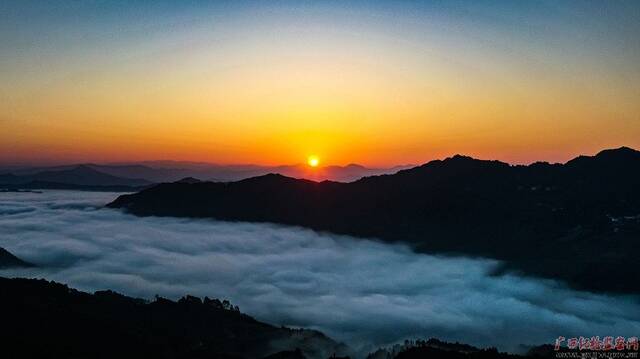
[0,165,152,190]
[0,162,413,190]
[100,161,413,182]
[108,147,640,294]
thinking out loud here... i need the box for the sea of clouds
[1,190,639,353]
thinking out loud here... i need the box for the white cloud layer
[1,190,639,353]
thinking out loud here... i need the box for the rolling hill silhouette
[0,277,347,359]
[2,162,413,184]
[0,165,152,190]
[108,147,640,294]
[0,276,593,358]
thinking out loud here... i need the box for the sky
[1,0,639,166]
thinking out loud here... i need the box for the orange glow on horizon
[1,2,639,167]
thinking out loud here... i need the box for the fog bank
[1,190,639,352]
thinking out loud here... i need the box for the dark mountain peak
[403,154,509,177]
[240,173,314,185]
[243,172,287,181]
[71,164,106,173]
[594,146,639,159]
[436,154,509,168]
[566,146,640,169]
[0,247,34,268]
[175,177,202,184]
[449,154,475,161]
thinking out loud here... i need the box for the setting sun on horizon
[308,156,320,168]
[2,2,640,357]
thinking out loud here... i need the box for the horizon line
[0,145,635,170]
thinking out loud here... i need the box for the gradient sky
[1,1,639,166]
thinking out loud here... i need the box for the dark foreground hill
[0,277,585,359]
[108,147,640,294]
[0,277,347,359]
[0,247,34,268]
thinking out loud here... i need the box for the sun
[307,156,320,167]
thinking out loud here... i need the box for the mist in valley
[1,190,639,353]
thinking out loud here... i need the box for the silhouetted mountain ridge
[109,147,640,294]
[2,162,414,184]
[176,177,203,184]
[0,165,152,189]
[0,276,582,359]
[0,276,348,359]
